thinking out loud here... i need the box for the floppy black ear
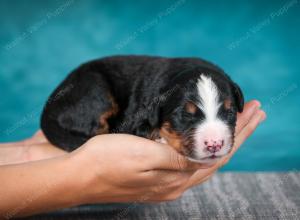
[148,103,160,127]
[134,103,160,138]
[231,82,244,113]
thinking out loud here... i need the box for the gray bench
[25,172,300,220]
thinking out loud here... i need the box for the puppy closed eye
[219,99,235,120]
[224,99,232,110]
[185,101,198,114]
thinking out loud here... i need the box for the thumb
[149,143,203,171]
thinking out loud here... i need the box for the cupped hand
[71,100,266,203]
[71,134,203,203]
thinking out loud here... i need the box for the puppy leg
[41,70,118,151]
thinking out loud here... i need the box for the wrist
[40,153,88,209]
[68,146,108,204]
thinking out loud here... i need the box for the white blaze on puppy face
[192,75,232,162]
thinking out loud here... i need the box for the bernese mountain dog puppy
[41,55,244,163]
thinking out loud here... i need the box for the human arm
[0,100,265,217]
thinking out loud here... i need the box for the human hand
[71,101,265,203]
[71,134,203,203]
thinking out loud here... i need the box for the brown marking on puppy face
[224,99,232,110]
[159,122,183,153]
[97,95,119,134]
[185,101,197,114]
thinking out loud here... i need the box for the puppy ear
[148,103,160,127]
[135,103,160,138]
[231,82,244,113]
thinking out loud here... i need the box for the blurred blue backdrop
[0,0,299,171]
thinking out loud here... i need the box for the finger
[89,134,203,171]
[31,130,48,143]
[235,100,261,134]
[215,109,266,168]
[186,170,216,188]
[190,173,214,187]
[114,176,190,203]
[149,144,204,171]
[140,170,193,190]
[0,130,47,147]
[234,109,266,153]
[23,130,48,146]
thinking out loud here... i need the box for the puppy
[41,55,244,163]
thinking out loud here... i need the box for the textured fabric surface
[24,172,300,220]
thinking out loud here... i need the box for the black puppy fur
[41,55,243,155]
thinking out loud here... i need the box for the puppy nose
[204,139,224,153]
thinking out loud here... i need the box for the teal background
[0,0,299,171]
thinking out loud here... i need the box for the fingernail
[259,112,266,123]
[254,100,261,109]
[250,102,260,114]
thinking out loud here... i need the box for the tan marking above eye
[224,99,232,110]
[185,101,198,114]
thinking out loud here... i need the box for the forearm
[0,153,88,218]
[0,142,28,165]
[0,142,66,165]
